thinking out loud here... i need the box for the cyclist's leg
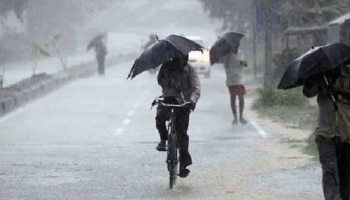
[155,106,170,151]
[175,108,192,176]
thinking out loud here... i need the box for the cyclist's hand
[189,100,196,111]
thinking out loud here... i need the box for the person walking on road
[220,41,248,125]
[303,66,350,200]
[94,41,108,76]
[155,54,200,178]
[87,34,108,76]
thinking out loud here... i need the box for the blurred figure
[220,41,248,125]
[0,67,4,88]
[144,34,157,50]
[155,55,200,178]
[87,33,108,76]
[94,40,108,76]
[0,71,3,89]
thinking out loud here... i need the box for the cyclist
[155,54,201,178]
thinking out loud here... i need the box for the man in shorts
[220,42,247,125]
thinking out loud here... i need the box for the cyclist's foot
[240,117,247,125]
[178,168,190,178]
[232,119,238,125]
[156,140,167,151]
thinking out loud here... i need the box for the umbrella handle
[323,75,338,111]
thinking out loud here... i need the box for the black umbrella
[87,33,107,51]
[277,42,350,90]
[210,31,244,65]
[127,34,203,79]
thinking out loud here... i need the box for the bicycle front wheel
[168,132,178,189]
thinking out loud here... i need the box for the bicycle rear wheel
[167,132,178,189]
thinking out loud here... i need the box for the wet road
[0,60,323,200]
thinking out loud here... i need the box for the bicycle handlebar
[151,96,192,109]
[156,101,191,108]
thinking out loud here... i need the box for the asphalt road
[0,60,324,200]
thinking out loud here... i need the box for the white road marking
[251,120,269,138]
[123,118,131,125]
[127,110,135,117]
[132,103,140,109]
[114,88,153,136]
[114,128,124,136]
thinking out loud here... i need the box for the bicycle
[152,96,191,189]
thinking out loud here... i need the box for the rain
[1,0,350,199]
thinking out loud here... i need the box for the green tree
[198,0,253,31]
[198,0,350,30]
[25,0,120,54]
[281,0,350,26]
[197,0,350,85]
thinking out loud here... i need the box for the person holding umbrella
[87,33,108,76]
[302,68,350,200]
[155,54,200,178]
[210,32,248,125]
[128,34,203,178]
[278,43,350,200]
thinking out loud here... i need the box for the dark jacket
[303,76,337,139]
[157,62,200,105]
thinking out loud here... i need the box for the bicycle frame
[151,96,191,189]
[167,107,178,189]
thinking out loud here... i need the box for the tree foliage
[197,0,350,31]
[198,0,252,31]
[281,0,350,26]
[0,0,120,61]
[25,0,119,52]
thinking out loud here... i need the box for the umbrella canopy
[87,33,107,51]
[127,34,203,79]
[210,31,244,65]
[278,42,350,90]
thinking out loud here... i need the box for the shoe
[156,140,167,151]
[240,117,247,125]
[232,119,238,125]
[178,168,190,178]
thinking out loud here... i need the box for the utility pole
[252,0,257,78]
[262,0,273,87]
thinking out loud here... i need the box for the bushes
[253,82,307,108]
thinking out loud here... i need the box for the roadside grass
[251,82,319,158]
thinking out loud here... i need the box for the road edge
[0,53,136,118]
